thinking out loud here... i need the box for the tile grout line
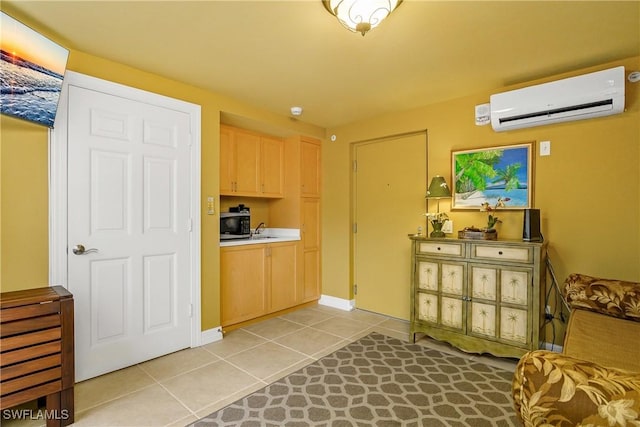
[73,380,160,416]
[72,308,413,426]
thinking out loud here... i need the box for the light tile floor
[3,304,517,427]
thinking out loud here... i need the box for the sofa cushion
[513,350,640,427]
[563,308,640,372]
[564,273,640,321]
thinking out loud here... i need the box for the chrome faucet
[254,222,266,235]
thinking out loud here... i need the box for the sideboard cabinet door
[410,237,546,358]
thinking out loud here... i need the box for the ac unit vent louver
[490,66,625,132]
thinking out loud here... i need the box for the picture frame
[451,142,533,209]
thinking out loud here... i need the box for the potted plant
[424,212,449,238]
[481,197,510,232]
[459,197,510,240]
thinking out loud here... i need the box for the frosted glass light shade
[322,0,403,36]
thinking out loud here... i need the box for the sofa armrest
[563,273,640,322]
[513,350,640,427]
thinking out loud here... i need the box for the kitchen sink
[250,235,277,240]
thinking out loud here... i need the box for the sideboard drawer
[418,241,465,257]
[472,245,532,263]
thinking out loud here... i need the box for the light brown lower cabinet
[269,242,298,312]
[221,241,297,327]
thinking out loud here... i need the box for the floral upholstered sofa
[513,273,640,426]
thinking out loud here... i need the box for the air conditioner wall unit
[490,66,625,132]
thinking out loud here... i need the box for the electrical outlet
[442,220,453,234]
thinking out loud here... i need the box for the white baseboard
[201,326,223,345]
[200,296,355,345]
[318,294,355,311]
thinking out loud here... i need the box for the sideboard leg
[44,388,73,426]
[45,392,61,427]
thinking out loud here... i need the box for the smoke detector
[290,106,303,116]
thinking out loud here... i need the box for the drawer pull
[498,251,503,255]
[437,247,441,251]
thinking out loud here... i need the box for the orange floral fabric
[513,350,640,426]
[563,273,640,322]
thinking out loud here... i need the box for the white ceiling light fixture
[322,0,403,36]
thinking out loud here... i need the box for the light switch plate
[540,140,551,156]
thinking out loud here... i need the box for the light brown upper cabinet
[260,136,285,197]
[220,125,283,198]
[300,138,321,198]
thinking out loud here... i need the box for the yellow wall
[324,57,640,343]
[2,3,639,347]
[0,7,324,332]
[1,115,50,290]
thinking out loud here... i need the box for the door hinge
[354,284,358,295]
[353,160,357,172]
[353,223,357,233]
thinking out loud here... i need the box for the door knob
[72,244,98,255]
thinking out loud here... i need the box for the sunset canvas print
[1,12,69,127]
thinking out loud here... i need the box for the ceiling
[4,1,640,129]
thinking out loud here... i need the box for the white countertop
[220,228,301,247]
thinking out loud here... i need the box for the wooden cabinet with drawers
[1,286,74,426]
[409,237,547,358]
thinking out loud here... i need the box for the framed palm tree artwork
[451,142,533,209]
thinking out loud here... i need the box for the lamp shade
[426,176,451,199]
[322,0,403,36]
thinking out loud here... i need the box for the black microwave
[220,212,251,240]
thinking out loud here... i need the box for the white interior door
[354,133,427,319]
[67,85,193,381]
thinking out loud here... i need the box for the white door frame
[49,70,202,347]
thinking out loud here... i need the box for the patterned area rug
[191,333,518,426]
